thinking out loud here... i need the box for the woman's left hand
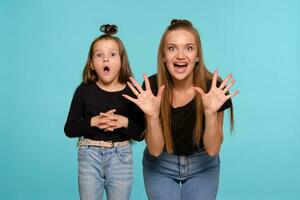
[194,70,239,114]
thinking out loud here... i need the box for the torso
[77,83,142,141]
[146,74,232,154]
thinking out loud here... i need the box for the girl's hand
[90,109,116,129]
[102,114,129,132]
[122,74,165,118]
[194,70,239,114]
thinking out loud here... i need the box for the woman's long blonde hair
[157,19,234,153]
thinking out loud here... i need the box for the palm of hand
[202,87,228,113]
[123,75,164,117]
[134,90,161,115]
[194,70,238,113]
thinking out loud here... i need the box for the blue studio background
[1,0,299,199]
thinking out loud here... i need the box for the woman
[123,19,238,200]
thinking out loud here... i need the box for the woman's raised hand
[123,74,165,118]
[194,70,239,114]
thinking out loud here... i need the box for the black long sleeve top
[64,83,145,142]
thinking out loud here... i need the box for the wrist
[123,117,129,128]
[90,116,97,127]
[145,113,160,121]
[204,110,218,118]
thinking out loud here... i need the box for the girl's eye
[95,53,102,58]
[111,52,116,57]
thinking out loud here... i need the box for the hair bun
[170,19,192,26]
[100,24,118,35]
[171,19,179,25]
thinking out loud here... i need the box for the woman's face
[163,29,198,82]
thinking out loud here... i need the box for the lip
[103,66,110,75]
[173,62,188,73]
[174,62,188,67]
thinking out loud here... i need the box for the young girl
[123,19,239,200]
[64,24,144,200]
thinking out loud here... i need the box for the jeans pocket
[78,145,88,161]
[118,146,133,164]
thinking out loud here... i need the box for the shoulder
[143,74,158,95]
[205,78,222,89]
[74,82,95,95]
[77,82,94,90]
[148,74,158,84]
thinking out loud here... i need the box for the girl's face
[163,29,198,82]
[91,39,121,85]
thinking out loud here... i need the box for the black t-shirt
[145,74,232,154]
[64,83,145,142]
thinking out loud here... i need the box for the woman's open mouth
[174,62,188,73]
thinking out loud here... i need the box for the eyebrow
[93,48,118,53]
[166,43,195,46]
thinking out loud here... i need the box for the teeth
[174,63,187,67]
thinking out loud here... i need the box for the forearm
[64,117,93,138]
[145,115,165,156]
[124,118,144,141]
[203,112,223,156]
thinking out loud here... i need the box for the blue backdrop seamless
[1,0,299,199]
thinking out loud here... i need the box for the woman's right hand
[123,74,165,118]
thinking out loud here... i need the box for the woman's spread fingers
[129,77,143,93]
[127,81,140,96]
[219,74,232,89]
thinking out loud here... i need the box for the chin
[98,76,113,84]
[171,71,193,81]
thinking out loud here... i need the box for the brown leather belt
[78,139,129,148]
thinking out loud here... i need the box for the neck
[96,78,125,92]
[172,74,193,92]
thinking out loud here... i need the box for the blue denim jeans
[78,143,133,200]
[143,148,220,200]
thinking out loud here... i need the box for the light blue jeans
[78,143,133,200]
[143,148,220,200]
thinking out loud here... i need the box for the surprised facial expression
[91,39,121,86]
[163,29,198,82]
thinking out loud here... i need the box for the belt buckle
[107,141,114,148]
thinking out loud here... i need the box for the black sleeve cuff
[124,118,144,141]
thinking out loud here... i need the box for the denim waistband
[143,148,220,178]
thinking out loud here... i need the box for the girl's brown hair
[82,24,133,84]
[157,19,234,153]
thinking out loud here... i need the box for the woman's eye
[168,46,175,51]
[187,46,194,51]
[111,52,116,57]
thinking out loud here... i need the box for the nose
[103,56,109,62]
[176,49,185,60]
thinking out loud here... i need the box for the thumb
[194,87,205,96]
[100,109,116,117]
[106,109,116,114]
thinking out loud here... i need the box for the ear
[195,57,199,62]
[163,57,166,62]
